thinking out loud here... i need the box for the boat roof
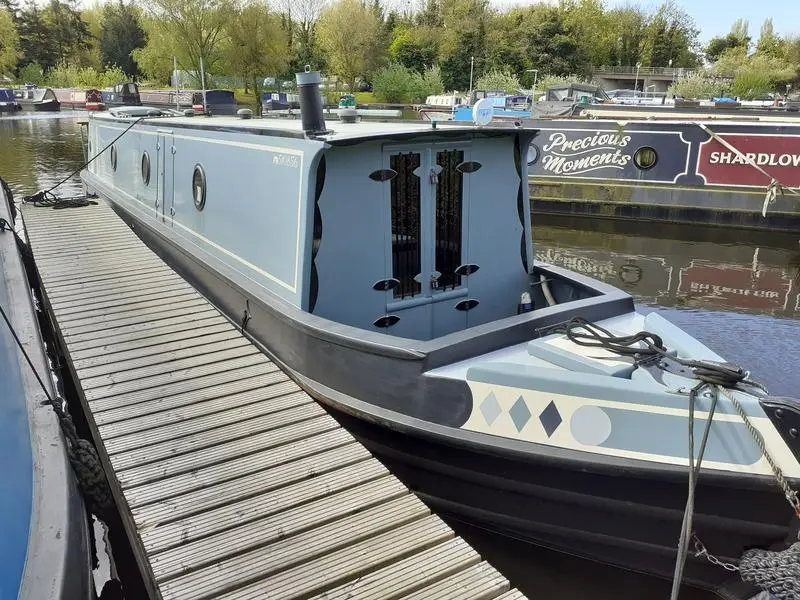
[92,110,532,144]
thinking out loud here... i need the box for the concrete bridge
[591,66,697,93]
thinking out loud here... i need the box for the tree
[142,0,235,86]
[437,0,490,90]
[0,8,19,75]
[17,1,57,70]
[100,1,146,77]
[43,0,90,65]
[316,0,379,91]
[226,1,288,113]
[644,1,699,67]
[275,0,327,78]
[388,26,437,74]
[756,18,781,58]
[705,34,748,62]
[525,5,588,77]
[131,15,177,84]
[607,4,648,67]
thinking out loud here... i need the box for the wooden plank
[103,389,309,454]
[131,440,368,528]
[92,368,281,425]
[141,461,391,553]
[73,328,243,373]
[83,347,262,400]
[77,337,254,387]
[71,321,237,364]
[158,502,438,599]
[305,538,480,600]
[122,427,353,506]
[87,358,270,412]
[113,414,342,484]
[66,312,227,353]
[397,563,509,600]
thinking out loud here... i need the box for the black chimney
[296,67,327,135]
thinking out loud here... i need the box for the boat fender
[517,291,533,314]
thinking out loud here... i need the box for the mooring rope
[562,316,800,598]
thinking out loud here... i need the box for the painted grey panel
[312,142,389,331]
[599,406,762,465]
[464,136,529,328]
[89,121,320,307]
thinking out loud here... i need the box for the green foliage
[0,7,19,75]
[668,72,728,99]
[389,26,437,74]
[373,63,443,103]
[225,1,288,113]
[16,61,42,84]
[316,0,379,91]
[100,1,146,77]
[45,60,127,88]
[142,0,236,87]
[705,33,748,62]
[475,69,520,93]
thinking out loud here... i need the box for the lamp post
[468,56,474,103]
[526,69,538,104]
[634,61,641,101]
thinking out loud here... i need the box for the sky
[602,0,799,44]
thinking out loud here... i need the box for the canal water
[2,113,797,599]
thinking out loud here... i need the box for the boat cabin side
[86,116,535,341]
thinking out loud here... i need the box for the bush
[475,69,520,93]
[373,64,443,103]
[46,61,129,89]
[668,72,728,100]
[17,62,44,85]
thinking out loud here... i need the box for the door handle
[430,168,439,184]
[170,207,176,216]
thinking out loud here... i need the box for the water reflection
[0,113,87,197]
[534,216,800,319]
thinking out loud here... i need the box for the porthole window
[141,152,150,185]
[634,146,657,170]
[527,143,540,165]
[110,145,117,171]
[192,164,206,210]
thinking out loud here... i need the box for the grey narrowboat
[81,71,800,598]
[0,181,93,599]
[14,85,60,111]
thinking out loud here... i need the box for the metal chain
[718,386,800,519]
[692,534,740,572]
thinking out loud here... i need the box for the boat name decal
[708,151,800,167]
[540,132,632,175]
[697,134,800,188]
[272,153,300,168]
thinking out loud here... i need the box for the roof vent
[295,66,327,135]
[237,108,253,120]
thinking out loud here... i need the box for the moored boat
[101,82,141,108]
[81,69,800,598]
[85,88,105,111]
[0,88,21,112]
[15,85,60,111]
[523,117,800,231]
[0,180,93,599]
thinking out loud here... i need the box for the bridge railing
[592,65,697,77]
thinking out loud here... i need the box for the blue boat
[0,88,21,113]
[0,181,93,599]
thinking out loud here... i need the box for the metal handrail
[592,65,697,77]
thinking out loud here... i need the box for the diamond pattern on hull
[509,396,532,432]
[539,400,562,437]
[480,392,502,425]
